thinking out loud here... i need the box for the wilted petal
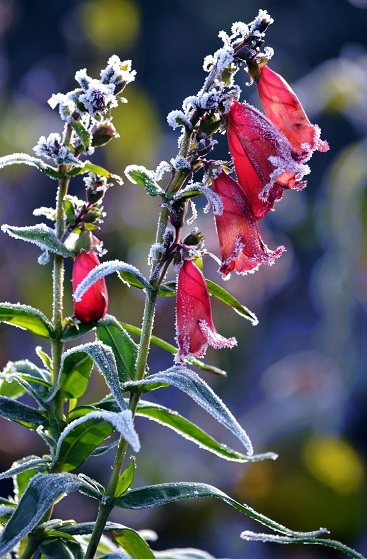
[72,251,108,323]
[175,260,237,362]
[212,172,285,276]
[257,65,329,162]
[227,100,310,218]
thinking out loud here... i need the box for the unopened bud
[91,122,117,147]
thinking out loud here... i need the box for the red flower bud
[257,65,329,162]
[72,251,108,323]
[175,260,237,362]
[211,172,284,276]
[227,100,310,219]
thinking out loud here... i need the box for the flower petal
[72,251,108,323]
[227,100,310,218]
[212,172,285,276]
[257,65,329,162]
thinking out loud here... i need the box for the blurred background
[0,0,367,557]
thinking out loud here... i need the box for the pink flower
[227,100,310,219]
[211,172,284,277]
[72,250,108,323]
[257,65,329,162]
[175,260,237,362]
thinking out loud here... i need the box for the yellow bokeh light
[303,435,365,495]
[79,0,140,52]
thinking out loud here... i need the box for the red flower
[175,260,237,362]
[211,172,284,277]
[72,250,108,323]
[227,100,310,219]
[257,65,329,162]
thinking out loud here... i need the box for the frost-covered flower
[257,65,329,162]
[100,55,136,92]
[72,249,108,323]
[211,172,284,277]
[33,133,80,165]
[227,100,310,219]
[175,260,236,362]
[79,79,117,116]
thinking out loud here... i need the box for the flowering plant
[0,9,363,559]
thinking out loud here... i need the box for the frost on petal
[257,65,329,162]
[212,173,285,276]
[227,100,310,219]
[175,260,236,362]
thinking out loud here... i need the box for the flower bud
[91,122,117,147]
[72,250,108,323]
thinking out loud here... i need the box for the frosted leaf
[75,68,90,89]
[100,55,136,88]
[182,95,199,112]
[52,410,140,465]
[155,160,171,181]
[213,47,234,72]
[196,186,223,215]
[1,223,73,258]
[148,243,165,265]
[167,110,193,131]
[33,206,56,221]
[240,527,329,543]
[73,259,150,302]
[203,55,215,72]
[198,90,221,110]
[218,30,231,49]
[249,9,274,33]
[123,366,253,455]
[155,549,227,559]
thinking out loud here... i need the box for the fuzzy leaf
[115,459,135,497]
[0,153,63,179]
[125,165,163,196]
[113,527,155,559]
[70,120,91,150]
[123,366,253,456]
[60,321,96,342]
[97,316,138,382]
[0,473,101,557]
[52,410,140,471]
[2,360,51,403]
[68,161,123,184]
[0,303,53,338]
[136,400,276,463]
[73,260,150,302]
[59,349,94,399]
[1,224,74,259]
[154,549,224,559]
[0,395,46,428]
[50,342,127,412]
[0,455,49,480]
[39,538,84,559]
[206,280,258,325]
[116,482,329,540]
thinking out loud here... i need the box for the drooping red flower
[211,172,284,277]
[175,259,237,362]
[227,100,310,219]
[257,65,329,162]
[72,250,108,323]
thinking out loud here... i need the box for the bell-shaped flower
[72,250,108,323]
[257,65,329,162]
[175,259,237,362]
[227,100,310,219]
[211,172,284,277]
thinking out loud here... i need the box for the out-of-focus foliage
[0,0,366,557]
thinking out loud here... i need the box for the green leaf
[68,161,123,185]
[118,268,150,290]
[206,280,258,325]
[116,482,328,540]
[113,527,155,559]
[57,521,128,536]
[0,455,49,481]
[1,224,74,259]
[35,346,53,370]
[2,360,51,402]
[125,165,163,196]
[60,321,96,342]
[115,459,135,497]
[70,120,91,150]
[121,323,227,377]
[136,400,276,463]
[0,303,53,338]
[40,538,84,559]
[52,416,114,472]
[59,349,94,399]
[0,395,46,428]
[157,282,176,297]
[0,153,63,179]
[0,473,102,557]
[123,366,253,456]
[73,260,150,303]
[97,316,138,382]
